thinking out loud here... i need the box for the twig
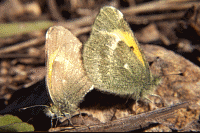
[121,1,200,15]
[56,12,97,30]
[0,37,45,54]
[126,11,186,24]
[49,101,190,132]
[0,54,39,58]
[71,26,92,37]
[47,0,65,21]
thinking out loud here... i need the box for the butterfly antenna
[19,105,49,111]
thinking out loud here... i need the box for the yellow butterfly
[83,6,159,100]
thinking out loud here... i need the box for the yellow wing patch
[110,30,145,66]
[47,48,59,89]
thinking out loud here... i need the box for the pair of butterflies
[45,6,158,119]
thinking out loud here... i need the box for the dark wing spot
[130,46,134,51]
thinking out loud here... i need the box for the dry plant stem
[121,1,200,15]
[76,8,94,16]
[0,54,38,59]
[47,0,65,21]
[57,13,97,30]
[49,102,189,132]
[71,26,92,36]
[0,37,45,54]
[126,11,186,24]
[0,36,22,47]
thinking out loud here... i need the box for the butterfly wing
[46,26,93,115]
[83,6,155,99]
